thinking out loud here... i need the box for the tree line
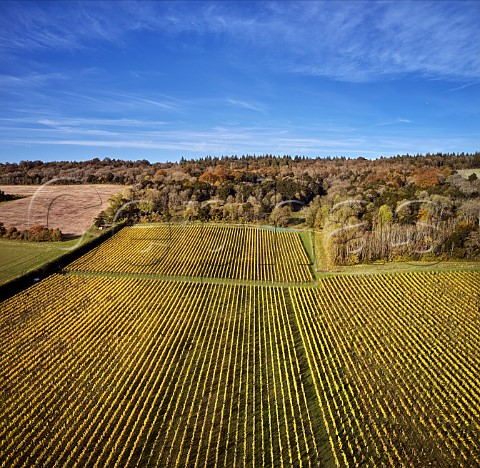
[0,223,63,242]
[1,152,479,262]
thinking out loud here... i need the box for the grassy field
[456,168,480,179]
[315,258,480,277]
[0,231,98,286]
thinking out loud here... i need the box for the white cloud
[3,120,475,159]
[2,1,479,82]
[34,117,168,128]
[0,1,478,163]
[0,73,67,88]
[375,118,413,126]
[448,82,479,92]
[226,99,264,113]
[265,1,480,82]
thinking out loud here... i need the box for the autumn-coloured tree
[414,168,441,188]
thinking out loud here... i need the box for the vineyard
[292,272,480,466]
[1,223,479,467]
[66,224,313,283]
[0,274,327,467]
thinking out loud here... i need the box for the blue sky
[0,0,479,163]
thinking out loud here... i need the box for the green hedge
[0,222,126,302]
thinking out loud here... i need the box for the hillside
[1,153,479,265]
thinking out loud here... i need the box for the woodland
[1,152,479,264]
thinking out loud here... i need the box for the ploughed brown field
[0,185,124,236]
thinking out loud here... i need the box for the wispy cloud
[226,99,264,113]
[35,117,168,128]
[0,78,184,116]
[260,1,480,82]
[2,118,475,159]
[0,73,67,88]
[2,1,479,82]
[0,1,478,163]
[447,82,479,92]
[124,1,480,82]
[0,2,128,53]
[375,118,413,126]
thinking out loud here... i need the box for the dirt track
[0,185,125,236]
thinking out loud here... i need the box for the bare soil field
[0,185,125,236]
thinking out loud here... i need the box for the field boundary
[63,260,480,291]
[3,222,479,300]
[63,269,319,289]
[0,222,126,301]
